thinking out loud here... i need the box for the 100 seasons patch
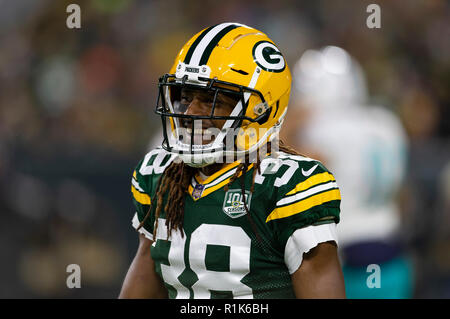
[222,189,252,218]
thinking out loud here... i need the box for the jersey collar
[188,160,254,201]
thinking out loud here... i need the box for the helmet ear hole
[256,107,271,125]
[253,101,270,124]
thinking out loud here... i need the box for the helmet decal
[252,41,286,72]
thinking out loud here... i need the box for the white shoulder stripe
[277,181,338,206]
[131,178,145,192]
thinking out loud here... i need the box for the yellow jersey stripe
[131,185,151,205]
[195,161,242,185]
[266,189,341,222]
[285,172,336,196]
[133,170,137,180]
[196,178,231,199]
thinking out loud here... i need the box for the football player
[119,23,345,299]
[284,46,414,298]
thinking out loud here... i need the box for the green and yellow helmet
[156,22,292,167]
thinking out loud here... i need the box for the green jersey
[130,148,341,299]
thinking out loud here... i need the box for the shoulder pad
[138,147,178,177]
[258,152,340,224]
[255,151,329,188]
[131,148,177,206]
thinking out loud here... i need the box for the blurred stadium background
[0,0,448,298]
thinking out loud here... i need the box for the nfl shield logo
[192,183,205,200]
[222,189,252,218]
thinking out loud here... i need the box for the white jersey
[296,104,408,246]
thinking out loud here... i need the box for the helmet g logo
[252,41,286,72]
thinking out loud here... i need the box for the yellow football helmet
[156,22,292,167]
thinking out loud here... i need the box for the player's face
[179,88,238,145]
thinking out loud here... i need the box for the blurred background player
[282,46,414,298]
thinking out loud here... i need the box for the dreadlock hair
[137,139,303,240]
